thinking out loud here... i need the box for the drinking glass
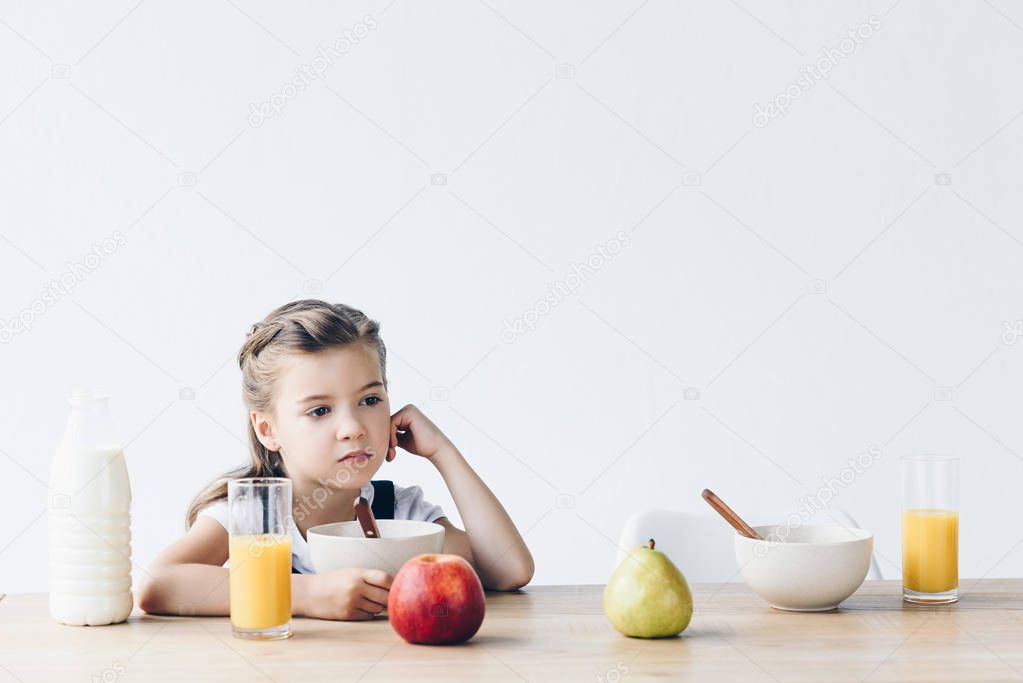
[228,478,293,639]
[902,455,958,604]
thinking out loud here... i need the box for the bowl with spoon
[308,497,445,574]
[702,488,873,611]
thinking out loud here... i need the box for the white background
[2,0,1023,594]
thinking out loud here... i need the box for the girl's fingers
[390,404,418,431]
[350,607,375,620]
[390,406,407,428]
[390,405,425,453]
[357,596,386,614]
[394,422,413,449]
[361,570,393,590]
[362,584,390,607]
[386,424,397,461]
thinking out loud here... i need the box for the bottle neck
[62,396,118,454]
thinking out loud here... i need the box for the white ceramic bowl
[308,520,445,574]
[734,524,873,611]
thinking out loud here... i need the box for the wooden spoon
[353,497,381,538]
[701,488,762,540]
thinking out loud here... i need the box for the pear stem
[647,538,655,550]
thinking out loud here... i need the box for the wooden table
[2,580,1023,682]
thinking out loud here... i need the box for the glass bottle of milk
[48,390,133,625]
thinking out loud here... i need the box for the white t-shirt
[197,481,445,574]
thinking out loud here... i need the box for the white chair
[616,508,882,583]
[822,508,883,580]
[615,510,738,583]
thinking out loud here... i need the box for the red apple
[387,553,486,645]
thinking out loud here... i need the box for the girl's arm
[137,518,232,615]
[391,405,535,591]
[138,518,392,620]
[433,444,535,590]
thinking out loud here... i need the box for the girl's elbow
[497,574,532,592]
[137,567,174,614]
[490,556,534,591]
[136,576,163,614]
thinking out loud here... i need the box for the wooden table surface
[3,580,1023,682]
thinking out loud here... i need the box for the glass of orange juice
[902,454,959,604]
[228,478,293,639]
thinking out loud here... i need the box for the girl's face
[253,344,390,489]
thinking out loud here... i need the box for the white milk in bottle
[48,390,133,625]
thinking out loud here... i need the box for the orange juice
[229,534,292,630]
[902,509,958,593]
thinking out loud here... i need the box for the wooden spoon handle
[702,488,761,540]
[354,497,381,539]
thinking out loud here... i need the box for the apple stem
[647,538,655,550]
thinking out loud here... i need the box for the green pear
[603,538,693,638]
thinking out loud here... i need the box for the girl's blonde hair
[185,299,386,528]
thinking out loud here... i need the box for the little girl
[138,300,534,620]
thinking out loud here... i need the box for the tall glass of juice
[902,454,959,604]
[228,477,293,639]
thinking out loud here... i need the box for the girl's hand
[390,404,452,460]
[303,568,392,621]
